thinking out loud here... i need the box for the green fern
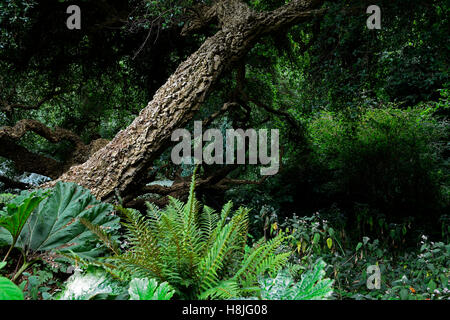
[80,218,120,256]
[88,173,290,299]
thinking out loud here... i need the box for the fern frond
[253,252,291,279]
[198,279,240,300]
[115,206,165,279]
[145,201,162,233]
[234,232,289,286]
[199,205,218,243]
[79,217,120,255]
[207,201,233,247]
[112,256,162,280]
[58,250,127,281]
[185,166,199,218]
[220,207,250,276]
[158,210,189,275]
[197,221,235,292]
[218,201,233,230]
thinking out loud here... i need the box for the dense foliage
[0,0,448,301]
[93,174,291,300]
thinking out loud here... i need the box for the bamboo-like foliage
[87,173,290,299]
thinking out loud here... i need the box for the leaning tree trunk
[49,0,324,200]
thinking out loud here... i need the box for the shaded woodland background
[0,0,448,251]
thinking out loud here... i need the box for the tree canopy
[0,0,448,229]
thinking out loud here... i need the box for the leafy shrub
[280,212,344,263]
[21,267,58,300]
[380,237,450,300]
[308,107,448,221]
[281,210,450,300]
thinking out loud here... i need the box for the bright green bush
[308,107,448,220]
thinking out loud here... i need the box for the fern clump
[91,174,290,299]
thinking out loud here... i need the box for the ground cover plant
[0,0,448,301]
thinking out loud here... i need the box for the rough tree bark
[47,0,325,200]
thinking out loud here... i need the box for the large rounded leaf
[57,267,127,300]
[0,182,120,260]
[0,276,24,300]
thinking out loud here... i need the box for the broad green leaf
[312,233,320,245]
[0,192,45,242]
[0,182,120,260]
[0,276,24,300]
[427,279,437,292]
[58,267,126,300]
[399,288,409,300]
[327,227,334,237]
[259,260,333,300]
[128,278,175,300]
[326,238,333,249]
[356,242,363,251]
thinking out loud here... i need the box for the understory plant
[0,182,120,281]
[259,259,334,300]
[0,262,23,300]
[128,277,175,300]
[0,192,47,262]
[281,210,450,300]
[0,275,24,300]
[86,173,291,299]
[56,265,175,300]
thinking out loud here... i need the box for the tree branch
[0,119,87,155]
[0,137,63,179]
[1,88,65,114]
[0,119,93,178]
[235,64,307,143]
[181,2,220,36]
[258,0,327,34]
